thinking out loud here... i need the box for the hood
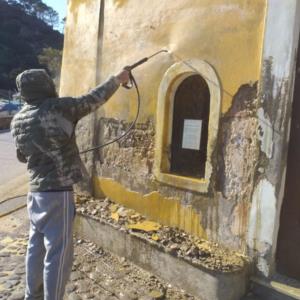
[16,69,57,103]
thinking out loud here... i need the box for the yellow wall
[99,0,266,119]
[60,0,267,241]
[61,0,266,115]
[94,177,207,237]
[60,0,101,96]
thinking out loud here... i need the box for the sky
[43,0,67,30]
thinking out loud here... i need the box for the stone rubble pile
[75,195,247,273]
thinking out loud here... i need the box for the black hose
[79,73,140,154]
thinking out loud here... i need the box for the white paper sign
[182,119,202,150]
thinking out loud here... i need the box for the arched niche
[154,59,221,193]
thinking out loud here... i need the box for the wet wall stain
[257,57,291,187]
[246,57,293,276]
[113,0,127,8]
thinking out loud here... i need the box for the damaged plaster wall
[94,81,260,252]
[98,118,155,185]
[79,0,300,279]
[246,0,300,277]
[60,0,269,254]
[248,179,276,275]
[88,0,267,253]
[84,0,267,253]
[217,82,260,252]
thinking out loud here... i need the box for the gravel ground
[65,239,199,300]
[0,232,27,300]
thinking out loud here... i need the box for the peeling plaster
[257,107,273,159]
[99,118,155,176]
[247,179,276,260]
[217,82,259,251]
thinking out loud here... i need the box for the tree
[5,0,60,29]
[44,7,59,29]
[0,0,63,90]
[38,47,62,86]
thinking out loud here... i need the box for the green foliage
[6,0,60,29]
[0,0,63,90]
[38,47,62,86]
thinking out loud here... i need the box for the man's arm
[16,148,27,163]
[58,70,130,122]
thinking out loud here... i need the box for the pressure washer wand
[122,49,168,89]
[125,49,168,72]
[126,57,148,71]
[80,49,168,154]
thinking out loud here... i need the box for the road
[0,129,28,201]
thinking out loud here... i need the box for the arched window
[154,60,221,193]
[170,75,210,178]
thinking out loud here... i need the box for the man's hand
[16,148,27,163]
[115,69,130,85]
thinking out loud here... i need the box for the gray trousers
[25,191,75,300]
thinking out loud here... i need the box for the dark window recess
[170,74,210,178]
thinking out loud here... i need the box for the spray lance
[121,50,168,89]
[80,49,168,154]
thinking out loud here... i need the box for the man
[10,68,130,300]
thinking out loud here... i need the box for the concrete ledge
[74,214,249,300]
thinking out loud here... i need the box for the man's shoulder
[41,96,74,110]
[11,105,28,128]
[11,100,51,130]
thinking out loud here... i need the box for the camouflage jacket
[11,69,120,192]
